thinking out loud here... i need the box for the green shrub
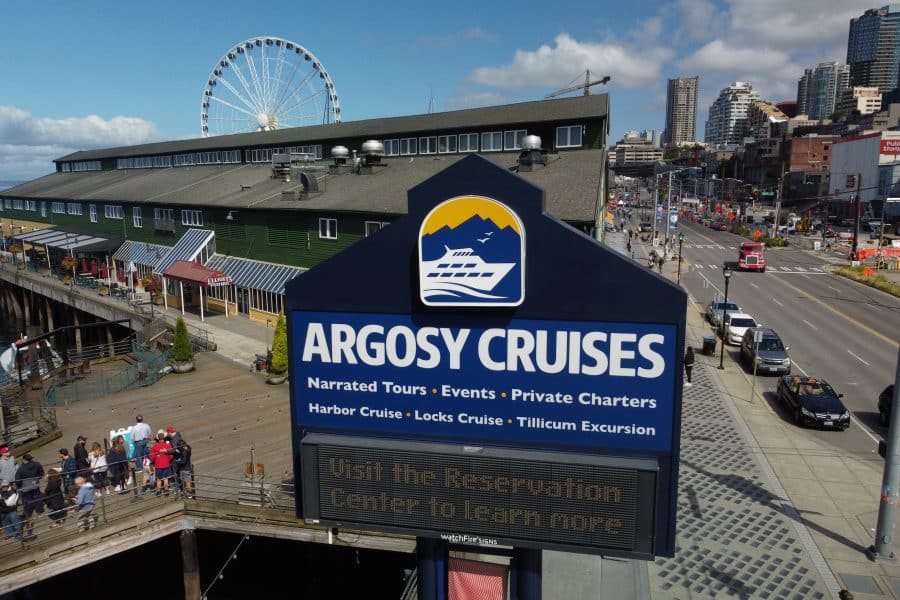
[834,266,900,297]
[172,317,193,364]
[270,313,288,376]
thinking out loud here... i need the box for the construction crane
[545,70,611,99]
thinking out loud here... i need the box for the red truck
[738,242,766,272]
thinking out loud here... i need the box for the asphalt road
[648,215,899,457]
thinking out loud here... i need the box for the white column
[179,281,185,316]
[163,277,169,311]
[225,285,229,318]
[199,285,205,322]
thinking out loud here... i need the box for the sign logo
[418,196,525,307]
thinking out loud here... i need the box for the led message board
[301,435,658,557]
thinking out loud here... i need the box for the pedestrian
[74,435,90,478]
[626,240,632,253]
[0,446,15,488]
[166,425,183,450]
[89,442,110,495]
[0,481,20,540]
[106,436,129,493]
[657,254,665,273]
[14,453,44,538]
[173,439,193,498]
[150,432,174,496]
[72,476,96,532]
[684,346,695,387]
[131,415,152,473]
[58,448,77,494]
[43,468,66,528]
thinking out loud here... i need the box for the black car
[777,375,849,430]
[878,384,896,427]
[740,328,791,375]
[638,222,652,232]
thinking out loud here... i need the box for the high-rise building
[704,81,760,145]
[847,5,900,92]
[641,129,662,147]
[838,86,883,115]
[663,76,699,146]
[797,62,850,119]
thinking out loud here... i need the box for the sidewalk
[624,225,900,599]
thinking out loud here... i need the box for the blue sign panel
[669,210,678,229]
[293,311,677,452]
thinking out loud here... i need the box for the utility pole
[851,173,863,261]
[651,175,659,246]
[868,346,900,562]
[773,172,784,239]
[665,170,674,246]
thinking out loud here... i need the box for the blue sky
[0,0,876,180]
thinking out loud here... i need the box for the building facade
[663,76,699,146]
[0,96,609,323]
[838,86,883,115]
[847,5,900,93]
[797,62,850,120]
[747,100,789,140]
[704,82,760,145]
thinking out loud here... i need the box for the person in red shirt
[149,433,174,495]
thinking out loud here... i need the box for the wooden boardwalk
[29,351,293,484]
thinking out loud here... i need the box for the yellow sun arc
[421,196,521,236]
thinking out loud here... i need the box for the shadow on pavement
[680,458,869,555]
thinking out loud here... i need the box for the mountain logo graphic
[418,195,525,307]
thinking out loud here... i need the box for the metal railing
[0,387,57,449]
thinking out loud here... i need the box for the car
[702,218,712,227]
[705,299,742,328]
[840,217,855,227]
[740,328,791,375]
[777,375,850,430]
[638,222,652,233]
[723,312,758,345]
[878,384,895,427]
[715,221,729,231]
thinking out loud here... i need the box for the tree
[269,313,288,376]
[172,316,193,365]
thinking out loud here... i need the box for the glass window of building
[438,135,458,154]
[67,203,83,216]
[89,204,97,223]
[365,221,389,237]
[556,125,583,148]
[419,136,438,154]
[181,210,203,227]
[504,130,527,150]
[133,207,143,228]
[52,202,65,214]
[458,133,479,152]
[319,218,337,239]
[481,131,503,151]
[104,205,124,219]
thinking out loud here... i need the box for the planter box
[170,361,194,373]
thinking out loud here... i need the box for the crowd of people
[0,415,193,541]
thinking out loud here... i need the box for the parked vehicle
[738,242,766,272]
[723,312,758,345]
[638,222,652,233]
[705,299,742,328]
[702,218,712,227]
[715,221,729,231]
[777,375,850,430]
[878,384,896,427]
[740,328,790,375]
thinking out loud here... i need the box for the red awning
[163,260,232,288]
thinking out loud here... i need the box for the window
[133,207,143,228]
[399,138,417,156]
[181,210,203,227]
[319,218,337,239]
[154,208,174,231]
[89,204,97,223]
[12,200,23,210]
[26,201,37,212]
[67,203,83,216]
[459,133,479,152]
[104,205,124,219]
[504,129,527,150]
[365,221,389,237]
[419,136,437,154]
[481,131,502,151]
[556,125,583,148]
[384,139,400,156]
[52,202,66,214]
[41,201,46,217]
[438,135,458,154]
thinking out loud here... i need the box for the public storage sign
[285,155,687,558]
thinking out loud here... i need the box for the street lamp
[718,268,733,370]
[677,232,685,285]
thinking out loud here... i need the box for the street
[672,218,900,458]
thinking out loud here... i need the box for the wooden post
[180,528,202,600]
[73,310,82,353]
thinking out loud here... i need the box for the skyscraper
[796,62,850,119]
[704,82,760,145]
[847,5,900,92]
[663,76,699,146]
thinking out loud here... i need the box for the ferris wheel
[200,36,341,137]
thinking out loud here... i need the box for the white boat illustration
[421,246,515,299]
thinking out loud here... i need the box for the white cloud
[0,106,165,180]
[469,33,673,90]
[679,40,790,74]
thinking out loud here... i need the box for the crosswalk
[690,264,827,273]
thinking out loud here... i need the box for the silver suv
[740,328,791,375]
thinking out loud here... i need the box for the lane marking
[767,271,828,276]
[828,285,839,292]
[696,271,723,295]
[780,266,792,271]
[773,275,898,349]
[749,282,759,289]
[772,298,784,307]
[847,350,870,366]
[695,263,704,269]
[709,264,718,269]
[802,319,818,331]
[811,267,824,272]
[794,266,807,272]
[868,304,881,312]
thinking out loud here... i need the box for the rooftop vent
[299,172,319,193]
[361,140,385,166]
[517,135,546,172]
[331,145,349,165]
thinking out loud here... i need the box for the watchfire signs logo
[418,196,525,307]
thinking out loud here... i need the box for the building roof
[55,95,608,162]
[163,260,229,287]
[2,150,604,223]
[206,254,304,295]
